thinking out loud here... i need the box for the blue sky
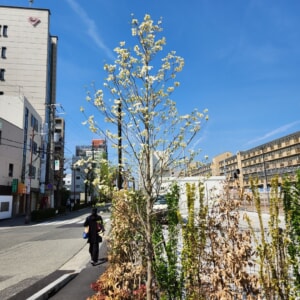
[2,0,300,165]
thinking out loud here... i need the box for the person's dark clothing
[83,208,104,264]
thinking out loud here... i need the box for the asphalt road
[0,208,110,300]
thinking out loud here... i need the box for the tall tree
[82,14,208,299]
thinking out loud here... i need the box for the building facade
[0,5,58,214]
[195,131,300,192]
[69,140,108,204]
[0,5,57,123]
[0,95,42,216]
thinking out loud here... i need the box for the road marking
[32,217,109,227]
[32,218,84,226]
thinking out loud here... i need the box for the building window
[33,141,38,154]
[8,163,13,177]
[30,139,38,154]
[30,114,38,131]
[3,25,8,37]
[1,47,6,58]
[0,69,5,81]
[29,164,36,179]
[0,201,9,212]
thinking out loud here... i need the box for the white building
[0,5,58,214]
[0,5,57,122]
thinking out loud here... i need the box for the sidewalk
[49,239,108,300]
[0,214,29,227]
[1,210,109,300]
[8,238,109,300]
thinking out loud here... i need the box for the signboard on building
[18,183,26,194]
[55,160,60,171]
[12,178,18,193]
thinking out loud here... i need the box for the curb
[26,272,78,300]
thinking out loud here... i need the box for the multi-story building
[190,152,233,178]
[0,5,58,212]
[0,95,42,217]
[196,131,300,193]
[70,140,108,204]
[0,5,58,123]
[238,131,300,191]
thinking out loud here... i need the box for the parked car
[153,195,167,211]
[153,195,168,224]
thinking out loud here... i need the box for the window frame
[3,25,8,37]
[1,47,6,58]
[8,163,13,177]
[0,69,5,81]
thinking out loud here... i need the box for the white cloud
[65,0,115,60]
[246,121,300,146]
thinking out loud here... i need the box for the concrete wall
[160,176,226,218]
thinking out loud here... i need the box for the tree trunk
[146,196,153,300]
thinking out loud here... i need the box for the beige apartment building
[193,131,300,192]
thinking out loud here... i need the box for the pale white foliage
[81,14,209,191]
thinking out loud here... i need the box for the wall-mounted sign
[28,16,41,27]
[12,179,18,193]
[18,183,26,195]
[55,160,60,171]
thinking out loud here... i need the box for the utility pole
[25,126,35,224]
[85,143,94,205]
[117,100,123,190]
[50,104,55,208]
[88,142,95,205]
[73,163,76,203]
[261,147,269,202]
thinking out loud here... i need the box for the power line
[1,136,25,146]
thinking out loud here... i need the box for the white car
[153,196,167,211]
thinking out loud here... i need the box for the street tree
[82,14,208,299]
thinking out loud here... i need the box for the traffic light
[233,169,240,179]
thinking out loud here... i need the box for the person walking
[83,207,104,265]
